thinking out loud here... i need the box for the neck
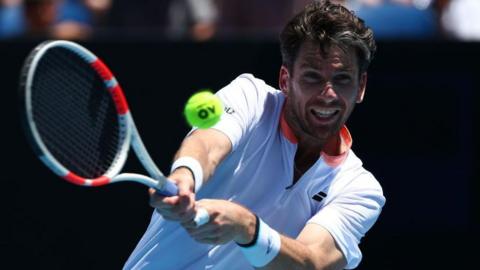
[294,144,320,174]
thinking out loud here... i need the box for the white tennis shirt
[124,74,385,270]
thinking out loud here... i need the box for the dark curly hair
[280,0,376,74]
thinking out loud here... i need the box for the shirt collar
[279,104,352,167]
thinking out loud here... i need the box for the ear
[356,72,367,103]
[278,66,290,95]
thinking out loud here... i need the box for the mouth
[310,108,340,124]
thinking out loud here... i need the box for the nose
[318,83,337,102]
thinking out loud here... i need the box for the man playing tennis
[125,1,385,269]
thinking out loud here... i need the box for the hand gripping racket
[19,40,209,226]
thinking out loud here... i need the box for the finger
[182,218,198,230]
[156,209,181,221]
[148,188,157,196]
[156,205,191,220]
[149,195,179,209]
[182,205,211,229]
[177,191,193,210]
[193,236,219,244]
[192,234,230,245]
[168,207,193,223]
[193,224,221,237]
[194,207,211,227]
[164,194,191,221]
[186,218,223,239]
[181,202,209,228]
[149,187,175,200]
[151,202,175,210]
[161,195,181,205]
[177,178,193,195]
[149,188,180,206]
[182,217,205,230]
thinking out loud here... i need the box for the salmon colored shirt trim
[280,109,352,168]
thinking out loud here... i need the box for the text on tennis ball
[197,105,217,119]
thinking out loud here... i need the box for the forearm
[260,236,315,269]
[174,135,212,180]
[180,199,346,269]
[154,130,230,221]
[259,236,342,270]
[239,219,345,270]
[173,129,231,186]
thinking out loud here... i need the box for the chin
[314,123,342,141]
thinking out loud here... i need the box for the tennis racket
[19,40,208,226]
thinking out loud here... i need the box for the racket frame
[21,40,173,193]
[20,40,208,226]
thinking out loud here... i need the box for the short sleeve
[307,173,385,269]
[210,74,270,150]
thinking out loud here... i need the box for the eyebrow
[298,56,355,72]
[298,57,321,69]
[336,67,354,72]
[300,65,355,73]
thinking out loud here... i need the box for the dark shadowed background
[1,39,478,269]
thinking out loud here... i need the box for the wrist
[235,212,258,246]
[170,167,195,192]
[170,156,203,193]
[237,216,281,267]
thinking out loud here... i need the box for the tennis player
[124,1,385,269]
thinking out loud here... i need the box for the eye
[302,72,322,83]
[334,74,352,85]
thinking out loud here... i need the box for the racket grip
[156,178,210,227]
[155,180,179,196]
[194,207,210,227]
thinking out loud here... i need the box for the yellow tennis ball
[184,90,223,129]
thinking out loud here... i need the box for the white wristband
[239,217,281,267]
[170,157,203,193]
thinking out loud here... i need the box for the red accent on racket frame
[64,172,87,185]
[110,85,129,115]
[91,59,113,81]
[64,173,111,186]
[90,176,111,187]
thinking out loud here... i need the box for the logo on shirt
[312,191,327,202]
[224,106,235,114]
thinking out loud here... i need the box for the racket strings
[32,47,123,178]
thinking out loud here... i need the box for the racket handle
[156,178,210,227]
[194,207,210,227]
[155,179,179,196]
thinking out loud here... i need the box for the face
[279,41,367,147]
